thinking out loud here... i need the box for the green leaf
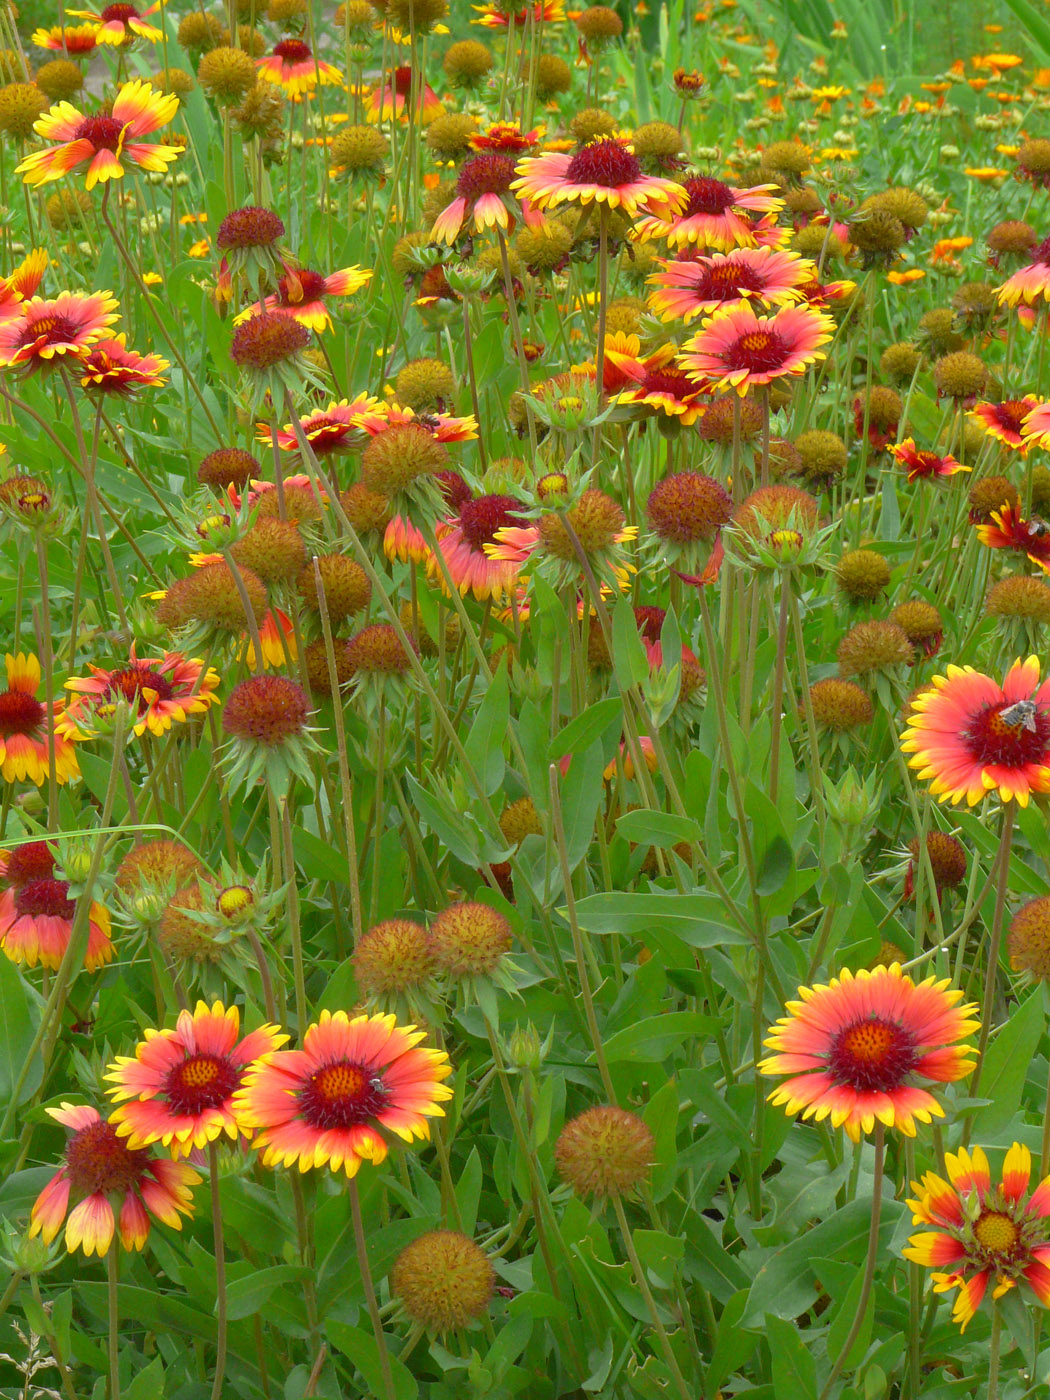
[706,1290,761,1395]
[226,1265,311,1321]
[570,890,748,947]
[602,1012,717,1063]
[404,773,480,865]
[291,826,347,884]
[824,1262,874,1372]
[0,955,44,1110]
[464,664,510,796]
[548,696,623,761]
[757,835,794,897]
[611,593,649,692]
[767,1314,817,1398]
[126,1357,165,1400]
[559,741,606,872]
[615,809,701,848]
[455,1147,483,1237]
[326,1320,418,1400]
[970,989,1044,1137]
[1000,0,1050,59]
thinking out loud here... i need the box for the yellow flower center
[181,1058,220,1089]
[973,1211,1019,1254]
[840,1021,895,1062]
[314,1063,369,1101]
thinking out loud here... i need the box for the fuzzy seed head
[331,123,388,172]
[429,900,512,977]
[157,883,220,963]
[932,351,986,400]
[880,342,922,384]
[890,599,942,645]
[864,186,928,232]
[297,553,370,620]
[346,623,415,675]
[353,918,434,995]
[646,472,731,544]
[515,217,574,271]
[735,484,819,538]
[575,4,623,38]
[425,111,479,159]
[198,45,257,102]
[1009,896,1050,980]
[836,620,913,677]
[339,482,392,534]
[985,575,1050,623]
[794,429,847,484]
[569,107,616,146]
[198,446,259,491]
[442,39,492,85]
[217,205,285,250]
[987,219,1036,256]
[360,423,448,495]
[171,560,268,632]
[533,52,571,99]
[908,831,966,891]
[391,1231,495,1333]
[35,60,84,101]
[849,207,905,253]
[555,1105,653,1200]
[230,312,310,372]
[395,357,456,412]
[808,677,874,731]
[0,82,47,137]
[230,517,306,584]
[698,394,764,444]
[499,796,542,846]
[115,839,203,895]
[223,674,310,745]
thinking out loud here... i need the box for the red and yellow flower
[681,301,834,396]
[31,23,99,53]
[17,80,181,190]
[431,153,519,243]
[0,248,48,324]
[604,337,708,424]
[647,246,813,324]
[904,1142,1050,1331]
[902,657,1050,806]
[511,138,687,221]
[976,503,1050,571]
[888,438,969,482]
[365,67,443,124]
[67,1,162,44]
[1022,399,1050,450]
[256,39,342,98]
[354,400,478,442]
[79,334,169,395]
[29,1104,199,1257]
[234,264,371,332]
[634,174,783,250]
[997,235,1050,306]
[0,652,79,785]
[760,963,979,1141]
[105,1001,287,1157]
[429,494,528,601]
[232,1010,454,1178]
[471,1,564,25]
[266,393,380,456]
[0,290,119,368]
[969,396,1039,452]
[0,841,113,972]
[59,650,220,739]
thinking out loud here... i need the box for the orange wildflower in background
[59,650,220,738]
[902,657,1050,806]
[888,439,969,483]
[234,264,371,331]
[256,39,342,98]
[233,1011,453,1178]
[512,138,686,221]
[29,1104,198,1256]
[0,290,118,368]
[681,301,833,396]
[760,963,979,1141]
[0,841,113,971]
[0,653,79,785]
[905,1143,1050,1331]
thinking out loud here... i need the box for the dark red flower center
[101,3,138,21]
[24,314,82,345]
[640,366,694,400]
[163,1053,241,1115]
[14,877,75,920]
[73,113,124,151]
[298,1059,390,1128]
[702,260,764,296]
[393,65,414,95]
[963,699,1050,768]
[104,665,175,712]
[683,176,734,216]
[66,1118,150,1195]
[436,470,472,508]
[457,153,516,199]
[565,139,641,189]
[634,605,665,642]
[726,328,788,373]
[0,687,45,737]
[458,494,524,550]
[828,1016,918,1093]
[4,841,56,885]
[1034,235,1050,267]
[990,400,1027,435]
[274,37,311,62]
[277,269,328,306]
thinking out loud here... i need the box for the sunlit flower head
[471,0,564,24]
[67,1,161,44]
[604,337,708,424]
[429,493,527,601]
[511,138,687,221]
[0,289,118,369]
[969,396,1039,453]
[232,1010,454,1178]
[1022,399,1050,451]
[353,399,478,442]
[365,66,443,124]
[29,1104,199,1256]
[0,248,48,323]
[647,246,814,324]
[105,1001,287,1157]
[634,174,783,250]
[266,392,380,457]
[468,121,541,153]
[760,963,979,1141]
[888,438,969,483]
[0,652,79,785]
[903,656,1050,806]
[997,235,1050,306]
[59,650,220,739]
[681,301,834,396]
[0,840,113,972]
[79,334,169,395]
[975,502,1050,572]
[234,263,370,332]
[431,153,519,243]
[31,23,100,53]
[904,1142,1050,1331]
[17,80,181,190]
[256,38,342,98]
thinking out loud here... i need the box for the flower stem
[209,1143,228,1400]
[349,1175,398,1400]
[989,1303,1002,1400]
[963,814,1014,1141]
[818,1124,884,1400]
[107,1244,120,1400]
[611,1195,691,1400]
